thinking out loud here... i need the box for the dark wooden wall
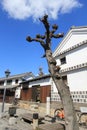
[20,85,51,103]
[0,89,15,103]
[40,85,51,103]
[21,88,32,101]
[0,85,51,103]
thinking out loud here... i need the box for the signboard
[15,88,21,99]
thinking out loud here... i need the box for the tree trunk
[26,14,79,130]
[45,49,79,130]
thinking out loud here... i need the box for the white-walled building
[52,26,87,103]
[0,72,34,102]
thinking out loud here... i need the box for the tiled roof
[70,26,87,29]
[0,72,34,81]
[20,74,51,83]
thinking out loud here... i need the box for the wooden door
[32,85,40,102]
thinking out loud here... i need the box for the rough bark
[26,15,79,130]
[45,49,79,130]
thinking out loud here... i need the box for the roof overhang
[0,84,19,90]
[20,74,51,84]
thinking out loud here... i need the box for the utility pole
[2,69,10,112]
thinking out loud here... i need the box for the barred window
[60,57,66,65]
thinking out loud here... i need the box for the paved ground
[0,103,87,130]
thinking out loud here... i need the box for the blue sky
[0,0,87,77]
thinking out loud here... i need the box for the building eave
[53,26,87,57]
[0,84,19,89]
[0,72,34,81]
[60,62,87,74]
[54,40,87,58]
[20,74,51,84]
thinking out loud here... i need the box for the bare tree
[26,15,79,130]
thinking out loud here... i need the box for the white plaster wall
[29,77,51,88]
[52,27,87,102]
[15,87,21,98]
[66,46,87,67]
[68,69,87,91]
[56,59,61,66]
[12,79,15,85]
[56,45,87,70]
[61,34,87,52]
[18,78,22,83]
[4,80,6,86]
[53,27,87,57]
[12,78,22,85]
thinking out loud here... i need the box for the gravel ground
[0,103,87,130]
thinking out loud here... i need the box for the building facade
[0,72,34,102]
[0,72,52,103]
[20,75,51,103]
[52,26,87,103]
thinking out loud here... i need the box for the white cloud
[0,0,82,21]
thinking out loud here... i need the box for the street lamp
[2,69,10,112]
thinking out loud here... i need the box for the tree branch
[36,34,45,39]
[50,29,57,35]
[26,36,46,49]
[49,24,58,37]
[39,15,50,48]
[52,33,64,38]
[52,24,58,30]
[39,15,50,33]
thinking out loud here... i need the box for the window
[60,57,66,65]
[15,79,18,84]
[0,81,4,86]
[7,80,12,85]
